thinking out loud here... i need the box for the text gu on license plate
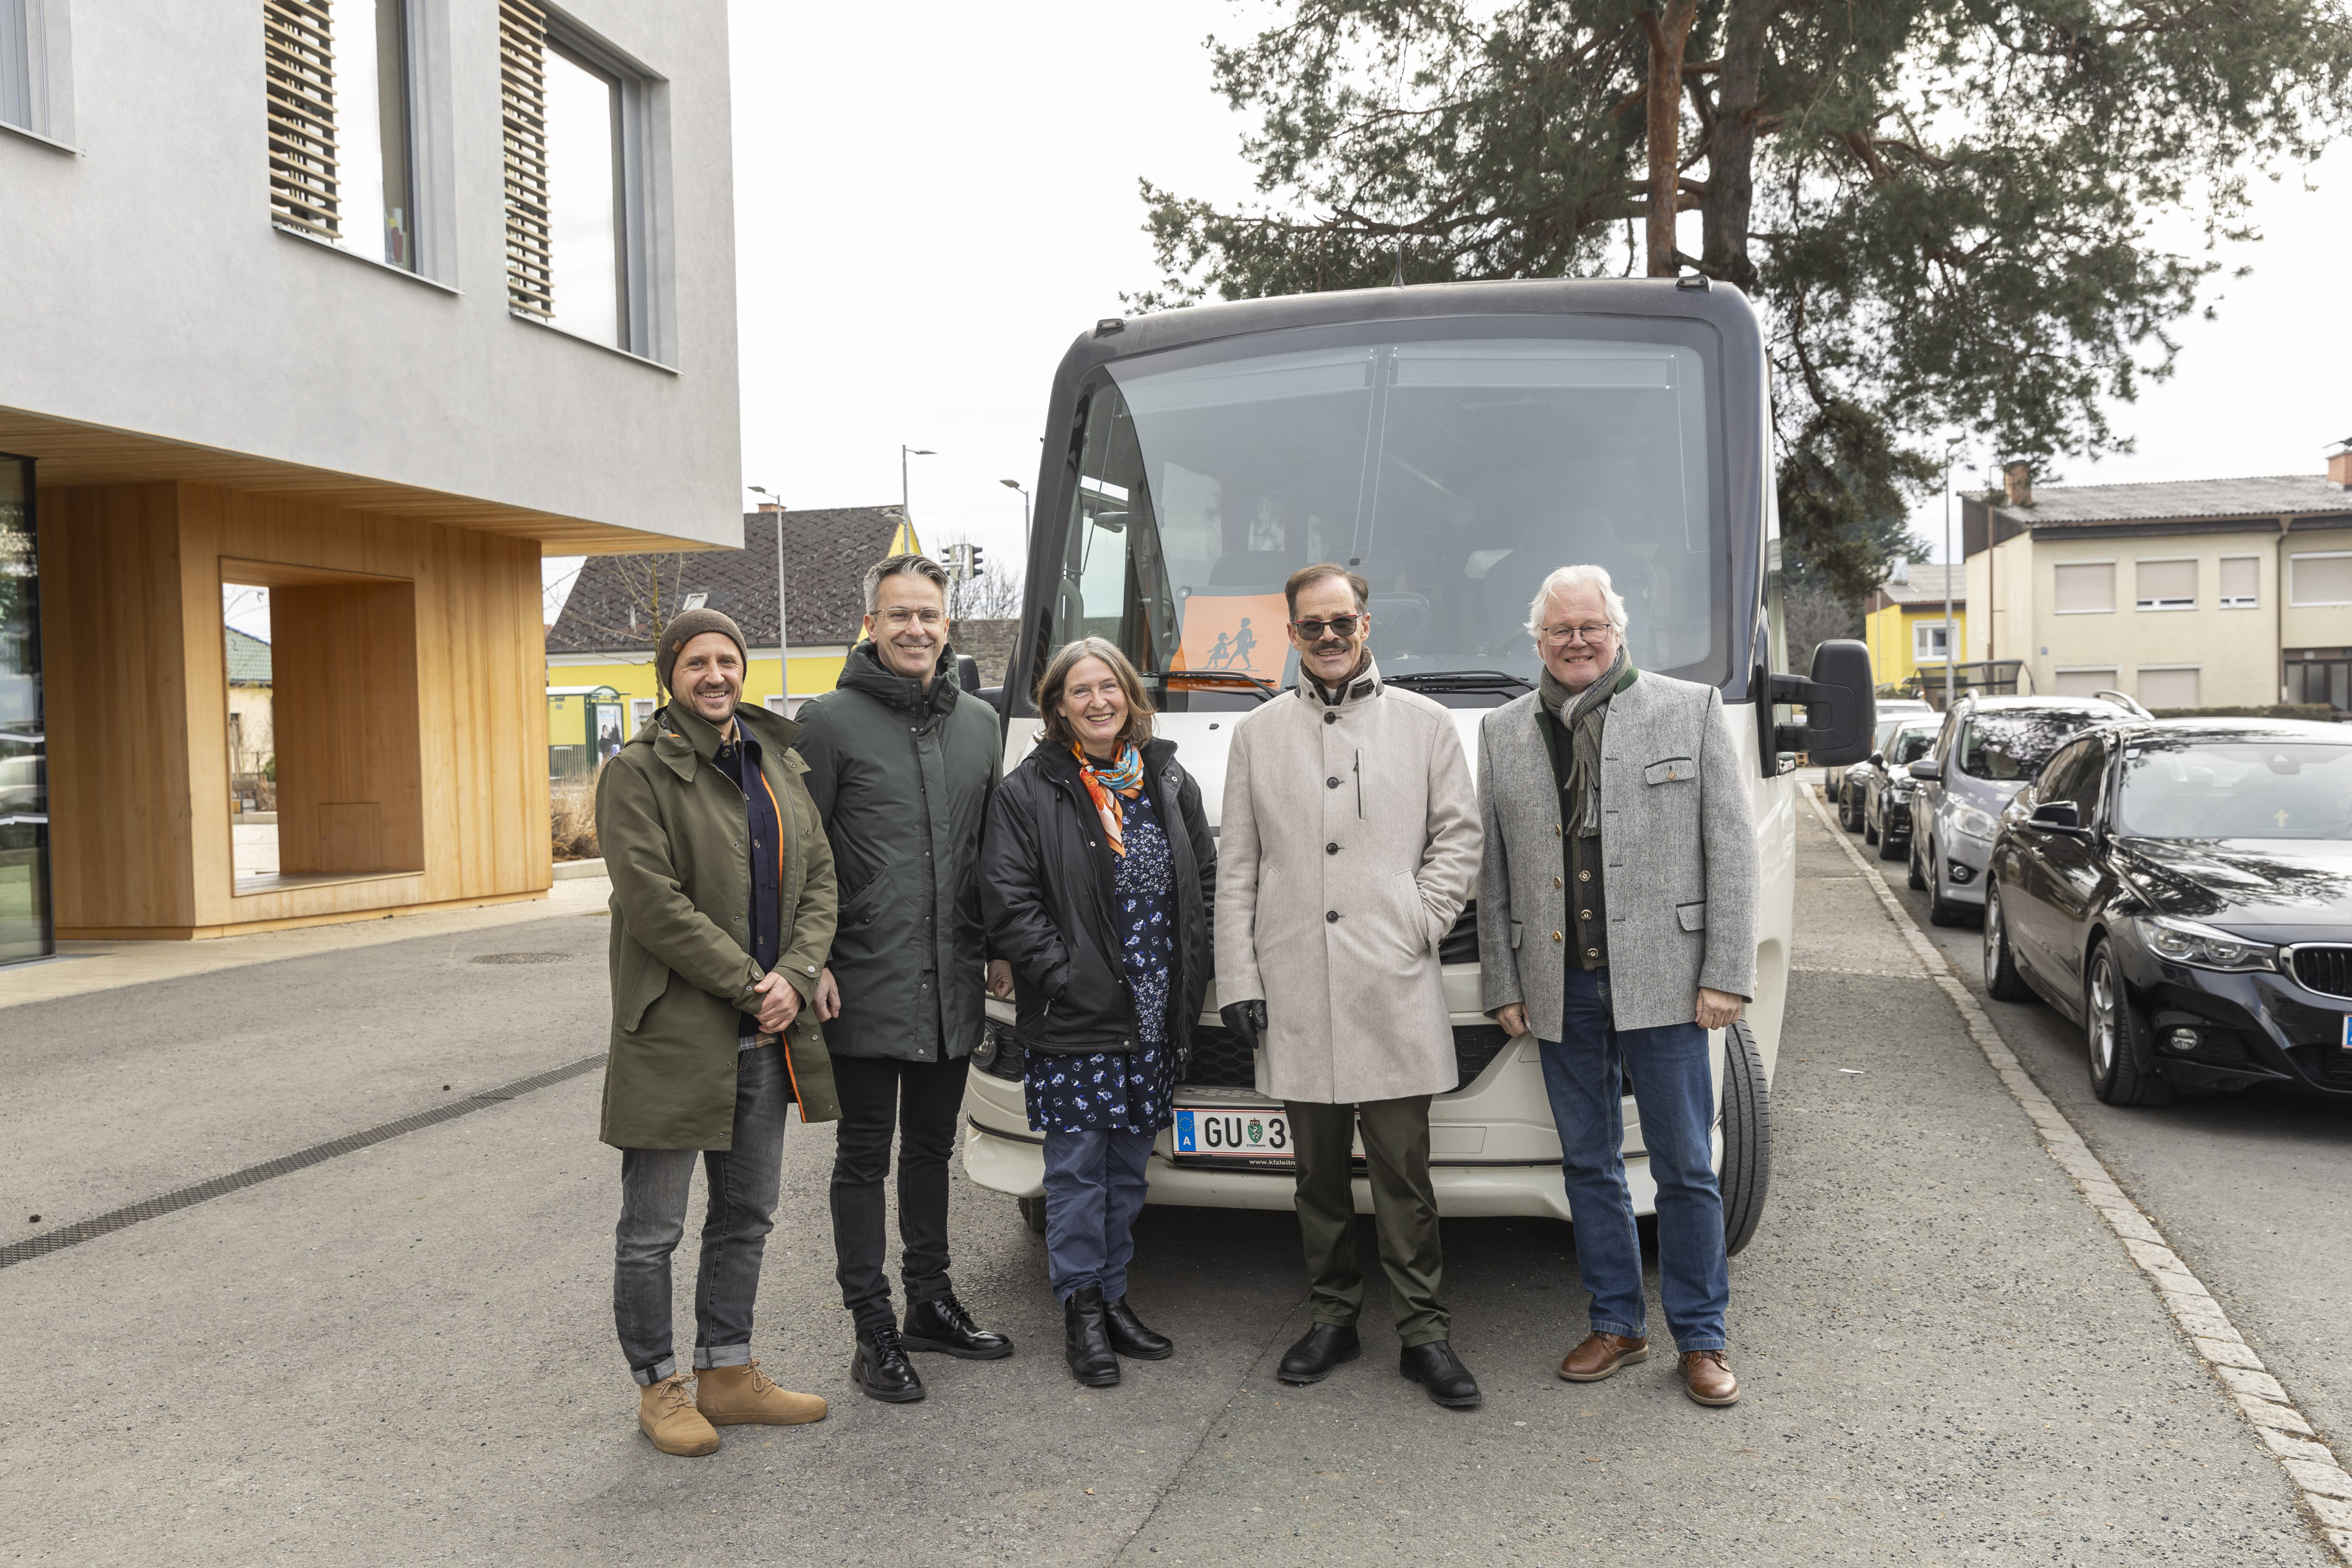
[1173,1106,1293,1165]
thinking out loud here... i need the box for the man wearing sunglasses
[1474,564,1756,1406]
[1214,563,1485,1408]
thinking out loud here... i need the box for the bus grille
[1181,1022,1512,1095]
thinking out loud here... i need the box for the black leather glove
[1219,999,1269,1050]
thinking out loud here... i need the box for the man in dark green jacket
[792,554,1011,1403]
[597,608,838,1456]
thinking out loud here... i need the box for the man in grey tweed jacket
[1477,563,1757,1406]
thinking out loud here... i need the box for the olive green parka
[597,699,839,1148]
[789,641,1002,1063]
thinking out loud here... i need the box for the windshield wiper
[1147,669,1278,703]
[1384,670,1535,696]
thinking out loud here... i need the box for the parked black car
[1856,718,1940,861]
[1982,719,2352,1106]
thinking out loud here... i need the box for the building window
[0,452,49,965]
[2053,561,2115,614]
[499,2,667,359]
[629,697,654,729]
[2290,552,2352,608]
[2053,667,2119,698]
[2134,558,2196,611]
[2286,653,2351,712]
[2137,667,2199,711]
[264,0,418,268]
[2219,555,2260,609]
[1912,620,1951,662]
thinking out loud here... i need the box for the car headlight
[1890,782,1915,801]
[1954,804,1999,842]
[2133,916,2278,973]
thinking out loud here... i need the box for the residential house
[1862,563,1966,692]
[0,1,742,957]
[223,627,274,784]
[1962,450,2352,711]
[547,505,920,730]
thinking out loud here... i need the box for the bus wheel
[1018,1196,1048,1235]
[1720,1018,1773,1257]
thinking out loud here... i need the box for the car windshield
[1053,320,1726,702]
[1892,726,1937,766]
[2116,740,2352,839]
[1954,710,2106,781]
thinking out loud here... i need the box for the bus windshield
[1052,320,1727,703]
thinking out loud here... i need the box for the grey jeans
[613,1045,788,1385]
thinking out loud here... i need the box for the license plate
[2342,1015,2351,1050]
[1173,1106,1294,1166]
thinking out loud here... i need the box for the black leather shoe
[901,1293,1014,1361]
[1277,1322,1360,1385]
[850,1328,926,1404]
[1399,1339,1481,1409]
[1103,1296,1173,1361]
[1063,1285,1120,1387]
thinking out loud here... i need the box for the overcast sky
[530,3,2352,613]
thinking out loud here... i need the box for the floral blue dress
[1024,785,1179,1135]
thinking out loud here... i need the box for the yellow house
[1863,563,1966,690]
[546,505,921,741]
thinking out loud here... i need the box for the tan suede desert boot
[1681,1349,1739,1406]
[695,1359,828,1426]
[1558,1331,1649,1381]
[639,1373,721,1456]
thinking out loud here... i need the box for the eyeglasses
[1538,622,1617,646]
[1291,614,1364,639]
[878,607,945,628]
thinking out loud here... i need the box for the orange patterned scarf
[1073,743,1145,856]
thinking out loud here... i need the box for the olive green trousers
[1284,1095,1450,1347]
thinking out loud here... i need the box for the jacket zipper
[1354,750,1363,819]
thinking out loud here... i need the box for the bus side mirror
[956,653,982,695]
[1771,639,1874,766]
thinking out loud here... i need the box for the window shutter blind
[2053,668,2117,697]
[264,0,339,241]
[2137,668,2199,710]
[500,0,554,319]
[2134,559,2196,606]
[2219,557,2259,604]
[2053,561,2115,614]
[2292,555,2352,606]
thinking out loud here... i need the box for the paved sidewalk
[0,813,2335,1564]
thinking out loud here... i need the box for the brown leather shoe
[1681,1349,1738,1406]
[694,1359,828,1426]
[1558,1331,1649,1381]
[637,1373,720,1456]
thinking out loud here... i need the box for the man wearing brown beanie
[595,608,840,1455]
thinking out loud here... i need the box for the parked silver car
[1906,694,2140,924]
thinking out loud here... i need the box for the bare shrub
[552,779,599,861]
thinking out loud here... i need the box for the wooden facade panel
[40,480,551,939]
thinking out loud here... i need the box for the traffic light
[968,545,985,578]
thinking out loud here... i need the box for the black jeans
[613,1046,788,1385]
[829,1053,971,1335]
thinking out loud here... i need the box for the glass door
[0,452,48,963]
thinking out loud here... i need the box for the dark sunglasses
[1290,614,1364,639]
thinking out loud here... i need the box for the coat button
[1586,948,1600,959]
[1550,931,1562,943]
[1325,842,1339,855]
[1553,823,1562,836]
[1326,910,1339,923]
[1323,711,1337,724]
[1553,875,1563,887]
[1327,776,1340,788]
[1578,870,1592,882]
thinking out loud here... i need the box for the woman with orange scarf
[979,636,1216,1387]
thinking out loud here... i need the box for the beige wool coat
[1215,656,1482,1103]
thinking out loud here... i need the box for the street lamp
[999,478,1030,570]
[1941,440,1963,713]
[901,445,935,515]
[749,484,791,707]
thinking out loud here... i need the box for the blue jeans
[1540,967,1729,1352]
[1041,1128,1154,1304]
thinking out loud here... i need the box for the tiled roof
[1994,475,2352,527]
[225,626,272,684]
[547,507,914,654]
[1876,563,1964,608]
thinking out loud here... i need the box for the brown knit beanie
[655,608,749,695]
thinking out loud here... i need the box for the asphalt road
[1865,811,2352,1477]
[0,811,2338,1565]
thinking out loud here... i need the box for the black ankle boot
[1063,1285,1120,1387]
[1103,1295,1173,1360]
[902,1292,1014,1360]
[850,1326,926,1404]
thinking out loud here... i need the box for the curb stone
[1805,785,2352,1562]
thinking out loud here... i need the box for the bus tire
[1719,1018,1772,1257]
[1018,1196,1048,1235]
